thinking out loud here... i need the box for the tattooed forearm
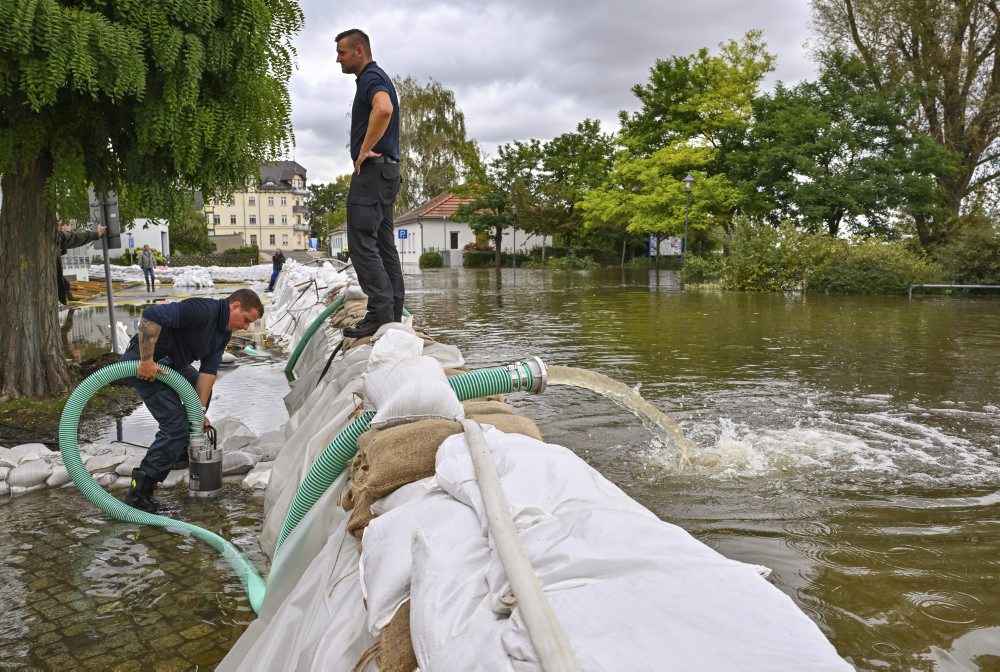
[138,318,161,362]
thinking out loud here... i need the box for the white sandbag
[410,528,503,669]
[46,466,72,487]
[7,460,53,488]
[116,456,143,476]
[85,454,125,474]
[364,356,464,430]
[360,487,480,636]
[214,416,256,452]
[0,443,50,467]
[162,469,188,488]
[0,466,9,481]
[241,462,272,492]
[344,283,367,302]
[245,429,286,461]
[10,484,45,496]
[0,482,8,499]
[115,475,132,489]
[93,472,119,486]
[223,451,258,476]
[366,328,423,371]
[423,342,465,370]
[369,477,436,517]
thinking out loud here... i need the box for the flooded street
[2,270,998,670]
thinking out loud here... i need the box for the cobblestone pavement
[0,486,266,670]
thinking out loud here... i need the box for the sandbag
[378,601,418,672]
[0,443,49,467]
[365,356,463,430]
[85,454,125,474]
[7,460,53,488]
[46,466,72,488]
[223,450,259,476]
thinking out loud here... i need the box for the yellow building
[205,161,310,251]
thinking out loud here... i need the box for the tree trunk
[0,156,75,399]
[493,226,503,268]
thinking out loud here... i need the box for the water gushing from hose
[545,365,694,471]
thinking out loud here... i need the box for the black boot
[123,468,159,512]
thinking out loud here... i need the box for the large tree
[0,0,302,398]
[812,0,1000,246]
[733,51,956,238]
[307,175,351,245]
[394,76,481,214]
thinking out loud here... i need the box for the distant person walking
[336,28,404,338]
[139,244,156,292]
[266,248,285,292]
[57,221,106,304]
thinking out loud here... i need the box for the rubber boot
[123,468,159,513]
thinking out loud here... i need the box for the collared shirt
[350,61,400,162]
[129,298,232,375]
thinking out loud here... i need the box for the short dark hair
[335,28,371,57]
[228,288,264,317]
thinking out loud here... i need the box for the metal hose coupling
[507,356,548,394]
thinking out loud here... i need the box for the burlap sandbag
[346,419,464,537]
[378,601,418,672]
[462,399,516,417]
[467,412,543,441]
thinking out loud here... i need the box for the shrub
[681,255,723,284]
[419,251,443,269]
[936,223,1000,285]
[463,250,496,268]
[720,221,940,294]
[546,255,601,270]
[223,245,259,256]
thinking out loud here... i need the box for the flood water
[2,270,998,670]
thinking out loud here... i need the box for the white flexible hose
[460,419,581,672]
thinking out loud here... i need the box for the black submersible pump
[188,426,222,497]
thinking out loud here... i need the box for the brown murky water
[2,270,998,670]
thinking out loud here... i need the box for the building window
[268,215,275,225]
[281,214,288,224]
[229,196,235,206]
[282,234,288,245]
[211,198,219,206]
[250,234,257,245]
[250,215,257,225]
[450,231,459,250]
[269,234,276,244]
[213,214,220,225]
[280,196,287,206]
[268,196,274,206]
[230,214,237,225]
[249,196,256,206]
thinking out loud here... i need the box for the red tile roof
[395,192,474,226]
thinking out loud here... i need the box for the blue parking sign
[397,229,408,240]
[128,234,135,249]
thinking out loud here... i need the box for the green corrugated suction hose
[59,360,267,614]
[274,358,546,556]
[283,292,412,376]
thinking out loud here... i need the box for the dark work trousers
[346,160,404,324]
[121,347,200,483]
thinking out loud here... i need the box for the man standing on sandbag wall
[119,289,263,512]
[336,28,404,339]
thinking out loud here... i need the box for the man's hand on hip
[354,150,382,175]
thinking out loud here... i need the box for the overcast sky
[288,0,818,185]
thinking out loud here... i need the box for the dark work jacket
[272,251,285,271]
[128,298,231,375]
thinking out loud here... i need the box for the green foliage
[720,221,940,294]
[545,255,601,270]
[394,76,481,214]
[0,0,303,223]
[730,51,954,239]
[308,175,350,240]
[223,244,259,257]
[462,250,495,268]
[169,207,213,254]
[418,251,443,269]
[680,255,723,284]
[935,219,1000,284]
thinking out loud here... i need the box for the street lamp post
[682,174,695,290]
